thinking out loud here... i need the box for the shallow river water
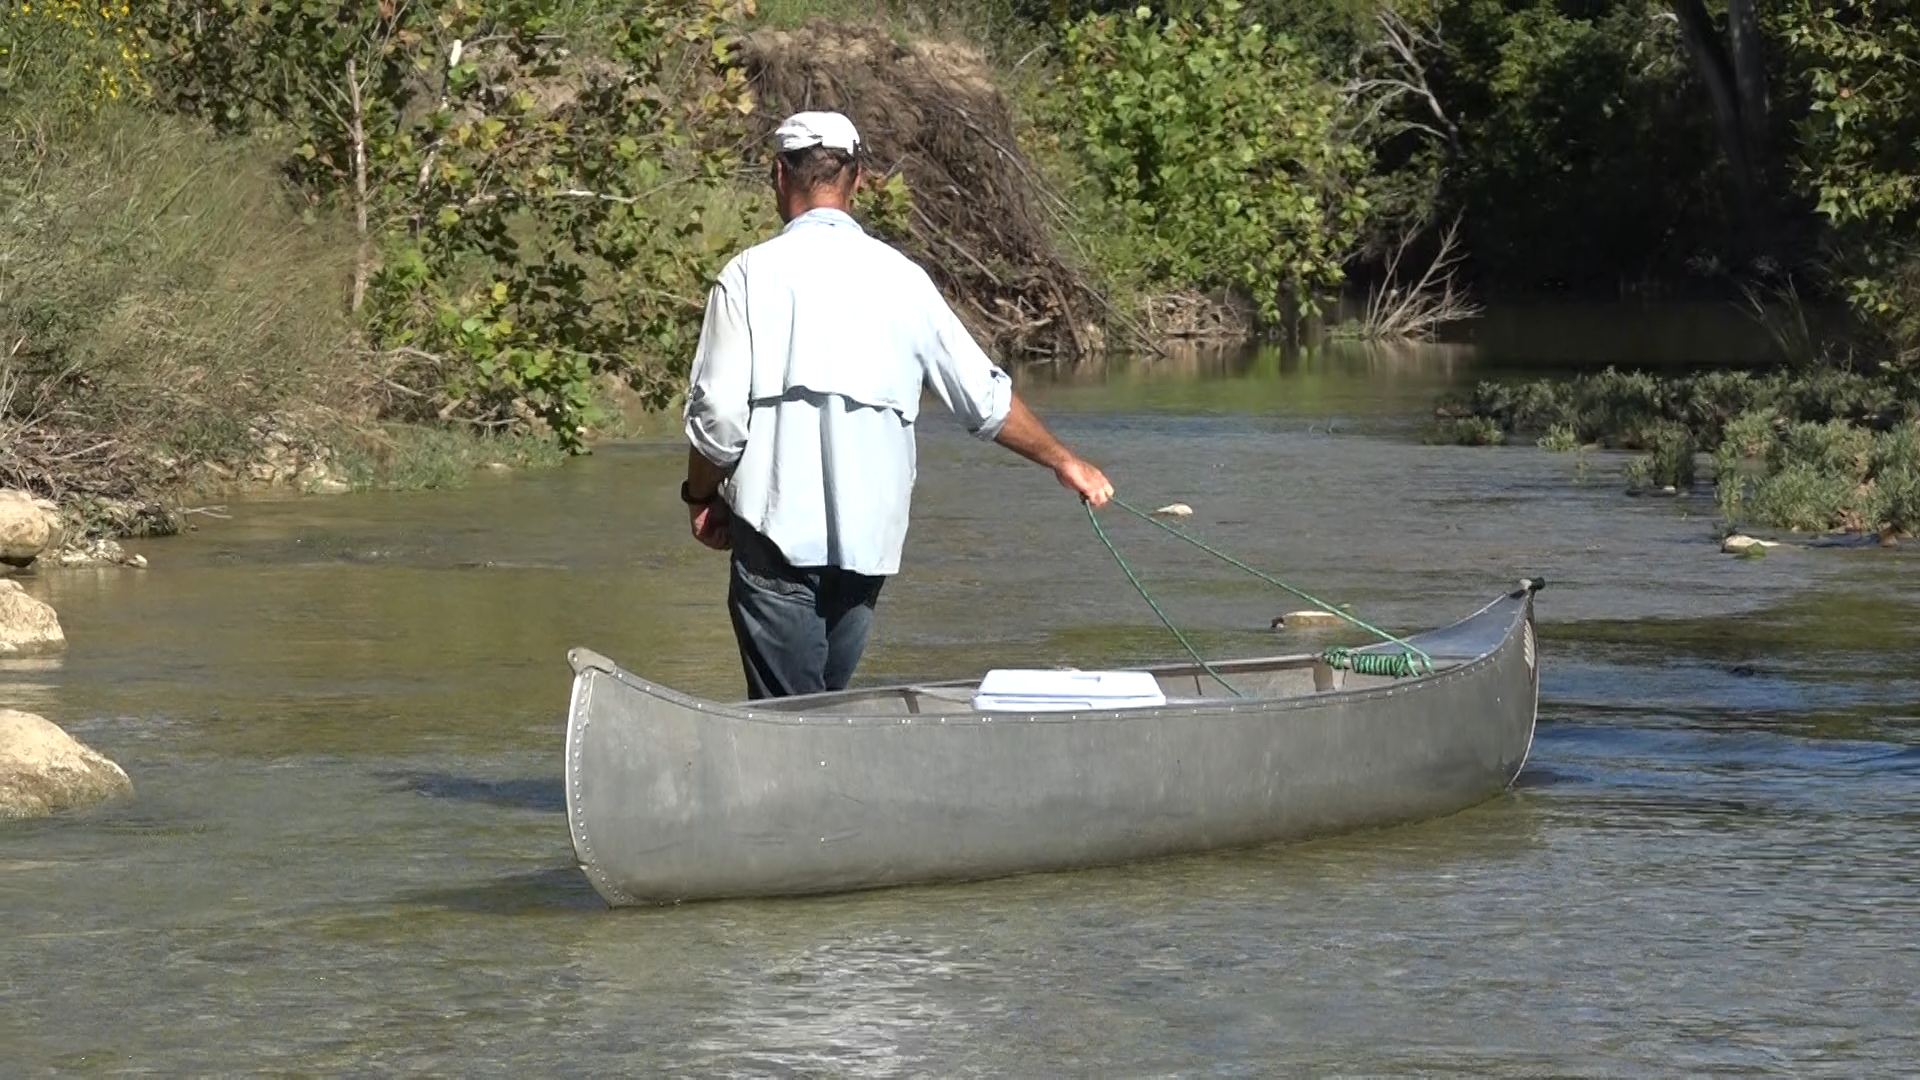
[4,338,1917,1075]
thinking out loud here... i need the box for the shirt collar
[782,207,864,234]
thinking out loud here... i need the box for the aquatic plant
[1536,423,1579,453]
[1735,420,1920,534]
[1623,422,1698,491]
[1425,415,1505,446]
[1440,365,1917,534]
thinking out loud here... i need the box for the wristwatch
[681,480,718,507]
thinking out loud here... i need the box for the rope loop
[1086,496,1435,687]
[1085,502,1242,697]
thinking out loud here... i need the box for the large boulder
[0,579,66,653]
[0,709,132,819]
[0,490,64,567]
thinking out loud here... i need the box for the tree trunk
[1727,0,1771,170]
[1672,0,1772,259]
[347,57,371,314]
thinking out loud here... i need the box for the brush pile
[740,24,1111,359]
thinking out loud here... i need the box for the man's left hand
[691,500,733,551]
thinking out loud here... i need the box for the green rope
[1319,646,1431,679]
[1084,501,1243,697]
[1107,497,1433,674]
[1085,496,1435,683]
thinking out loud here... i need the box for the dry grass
[0,105,365,525]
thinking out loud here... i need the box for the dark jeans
[727,523,886,700]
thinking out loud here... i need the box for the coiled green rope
[1319,646,1433,679]
[1088,496,1435,684]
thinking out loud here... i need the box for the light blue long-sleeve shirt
[683,208,1014,576]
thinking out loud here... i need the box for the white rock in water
[1274,610,1345,629]
[1152,503,1194,517]
[1721,535,1780,555]
[0,490,65,567]
[0,709,132,820]
[0,580,64,653]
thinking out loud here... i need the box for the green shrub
[1870,424,1920,533]
[1769,420,1877,481]
[1712,409,1777,524]
[1748,463,1862,532]
[1,0,149,109]
[1437,365,1908,453]
[1879,464,1920,534]
[1719,409,1780,460]
[1737,420,1920,533]
[1427,416,1506,446]
[1052,0,1373,324]
[334,426,565,492]
[133,0,764,451]
[1623,422,1697,490]
[1536,423,1578,452]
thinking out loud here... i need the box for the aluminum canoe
[562,581,1542,906]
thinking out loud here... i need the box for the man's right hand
[1055,455,1114,508]
[691,500,733,551]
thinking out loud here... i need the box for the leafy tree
[1054,0,1375,322]
[1428,0,1730,289]
[130,0,762,450]
[1671,0,1778,255]
[1774,0,1920,381]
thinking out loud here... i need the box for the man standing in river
[679,110,1115,700]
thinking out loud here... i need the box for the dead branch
[1343,7,1460,152]
[347,56,372,313]
[1355,212,1482,340]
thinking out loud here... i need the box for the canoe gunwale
[564,586,1535,730]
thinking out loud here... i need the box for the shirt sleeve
[682,260,751,467]
[918,280,1013,442]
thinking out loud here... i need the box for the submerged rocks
[0,490,65,569]
[0,709,132,820]
[0,580,64,653]
[50,537,147,570]
[245,413,351,493]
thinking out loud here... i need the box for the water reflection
[1009,339,1477,430]
[1443,297,1795,372]
[1014,337,1477,385]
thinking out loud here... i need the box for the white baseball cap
[773,110,862,154]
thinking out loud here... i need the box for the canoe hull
[564,590,1539,905]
